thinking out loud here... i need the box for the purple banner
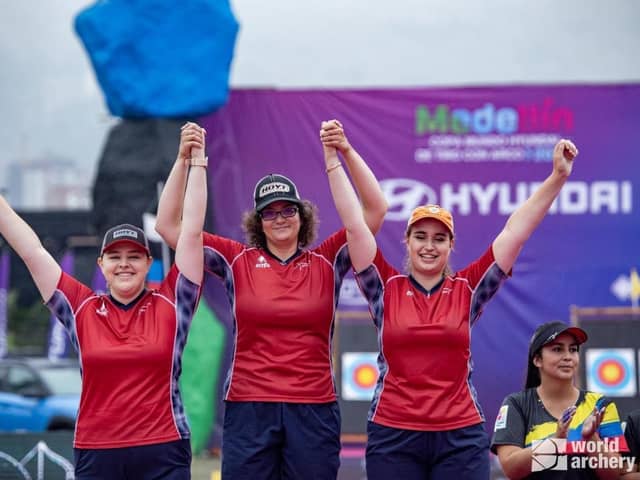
[91,264,107,294]
[201,85,639,429]
[47,251,74,360]
[0,251,10,358]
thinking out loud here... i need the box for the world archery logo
[531,438,567,472]
[532,437,635,473]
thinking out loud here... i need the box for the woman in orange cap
[329,137,579,479]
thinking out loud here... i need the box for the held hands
[320,119,352,155]
[556,406,577,439]
[178,122,206,165]
[552,139,578,178]
[581,406,606,440]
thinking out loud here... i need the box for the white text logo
[381,178,633,219]
[531,437,635,473]
[113,229,138,239]
[255,255,271,269]
[259,182,290,197]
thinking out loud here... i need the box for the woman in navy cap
[330,137,584,479]
[156,119,387,479]
[491,321,629,479]
[0,123,208,479]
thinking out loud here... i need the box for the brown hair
[241,200,319,249]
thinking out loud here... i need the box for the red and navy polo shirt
[202,229,350,403]
[46,265,200,448]
[356,245,507,431]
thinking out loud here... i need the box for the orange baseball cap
[406,204,454,236]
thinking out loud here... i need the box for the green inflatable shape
[180,299,225,454]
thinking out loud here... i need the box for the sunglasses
[259,205,299,221]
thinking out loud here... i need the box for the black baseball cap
[253,174,302,212]
[100,224,150,256]
[529,321,588,357]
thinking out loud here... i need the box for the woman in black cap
[156,119,387,480]
[0,123,207,479]
[491,321,629,479]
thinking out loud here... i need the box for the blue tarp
[75,0,239,118]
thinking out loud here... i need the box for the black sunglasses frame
[259,205,299,221]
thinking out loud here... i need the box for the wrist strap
[325,162,342,173]
[190,156,208,168]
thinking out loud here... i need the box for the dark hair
[241,200,319,249]
[525,350,543,390]
[403,226,454,276]
[524,321,584,389]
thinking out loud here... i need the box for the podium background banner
[202,85,640,431]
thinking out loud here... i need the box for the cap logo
[259,182,290,198]
[545,332,559,344]
[428,206,440,213]
[113,229,138,239]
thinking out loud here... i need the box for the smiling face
[98,243,152,303]
[406,218,454,279]
[534,332,581,383]
[260,200,301,251]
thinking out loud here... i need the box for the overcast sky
[1,0,639,200]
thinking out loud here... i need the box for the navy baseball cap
[253,174,302,212]
[100,224,150,255]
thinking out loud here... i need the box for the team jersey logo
[494,404,508,430]
[255,255,271,269]
[96,302,108,317]
[138,301,151,316]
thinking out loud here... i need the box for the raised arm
[321,120,376,272]
[174,125,207,285]
[155,122,205,249]
[0,196,61,301]
[322,120,388,233]
[492,139,578,273]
